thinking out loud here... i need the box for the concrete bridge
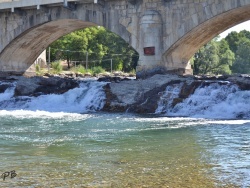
[0,0,250,78]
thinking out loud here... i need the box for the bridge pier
[135,10,193,79]
[136,61,193,79]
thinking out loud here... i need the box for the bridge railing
[0,0,97,12]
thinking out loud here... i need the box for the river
[0,80,249,187]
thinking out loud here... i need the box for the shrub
[35,64,40,72]
[77,65,86,74]
[35,64,43,76]
[51,61,62,74]
[92,66,105,75]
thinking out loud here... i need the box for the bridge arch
[0,4,130,75]
[0,19,97,74]
[163,4,250,74]
[1,0,250,77]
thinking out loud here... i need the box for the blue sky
[219,20,250,38]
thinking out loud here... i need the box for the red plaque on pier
[144,47,155,55]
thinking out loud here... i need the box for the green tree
[47,26,138,72]
[192,39,234,75]
[240,30,250,40]
[231,38,250,74]
[225,30,250,74]
[225,31,246,54]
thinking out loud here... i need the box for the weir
[1,77,250,119]
[0,0,250,77]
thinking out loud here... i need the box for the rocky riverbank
[0,73,250,114]
[102,74,250,113]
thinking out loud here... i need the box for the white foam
[0,82,15,102]
[0,81,106,113]
[0,109,91,120]
[157,83,250,119]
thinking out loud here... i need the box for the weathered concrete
[0,0,250,77]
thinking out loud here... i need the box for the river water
[0,80,250,187]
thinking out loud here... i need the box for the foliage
[192,39,234,75]
[35,64,41,73]
[76,65,86,74]
[51,61,63,74]
[47,26,138,73]
[35,64,44,76]
[225,31,245,54]
[92,66,105,75]
[193,30,250,75]
[70,65,84,74]
[232,39,250,74]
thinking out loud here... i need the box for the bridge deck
[0,0,96,11]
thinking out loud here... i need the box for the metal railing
[0,0,97,12]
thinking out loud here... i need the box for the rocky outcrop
[0,83,13,93]
[8,76,79,97]
[227,75,250,90]
[102,74,191,113]
[1,73,250,114]
[102,74,250,114]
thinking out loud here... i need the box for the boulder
[14,76,79,97]
[0,83,13,93]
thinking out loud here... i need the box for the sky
[219,20,250,38]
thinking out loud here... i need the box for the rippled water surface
[0,111,250,187]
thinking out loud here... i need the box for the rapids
[0,78,249,187]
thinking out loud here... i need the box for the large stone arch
[0,19,97,74]
[0,3,131,75]
[163,2,250,74]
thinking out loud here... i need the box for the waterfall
[0,81,106,113]
[155,83,183,114]
[156,82,250,119]
[1,78,250,119]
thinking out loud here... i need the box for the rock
[102,74,188,113]
[14,77,39,96]
[179,81,202,100]
[84,72,92,77]
[14,76,79,97]
[76,73,84,78]
[97,76,132,83]
[113,71,123,76]
[227,75,250,90]
[35,77,79,95]
[102,84,128,112]
[0,83,12,93]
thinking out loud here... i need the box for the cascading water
[0,80,106,113]
[155,83,183,114]
[1,78,250,187]
[156,81,250,119]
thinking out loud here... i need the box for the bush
[35,64,40,72]
[35,64,43,76]
[51,61,62,74]
[77,65,86,74]
[92,66,105,75]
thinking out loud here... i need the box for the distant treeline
[192,30,250,75]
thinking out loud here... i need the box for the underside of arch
[0,19,96,75]
[164,4,250,72]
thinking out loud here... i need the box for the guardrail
[0,0,97,12]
